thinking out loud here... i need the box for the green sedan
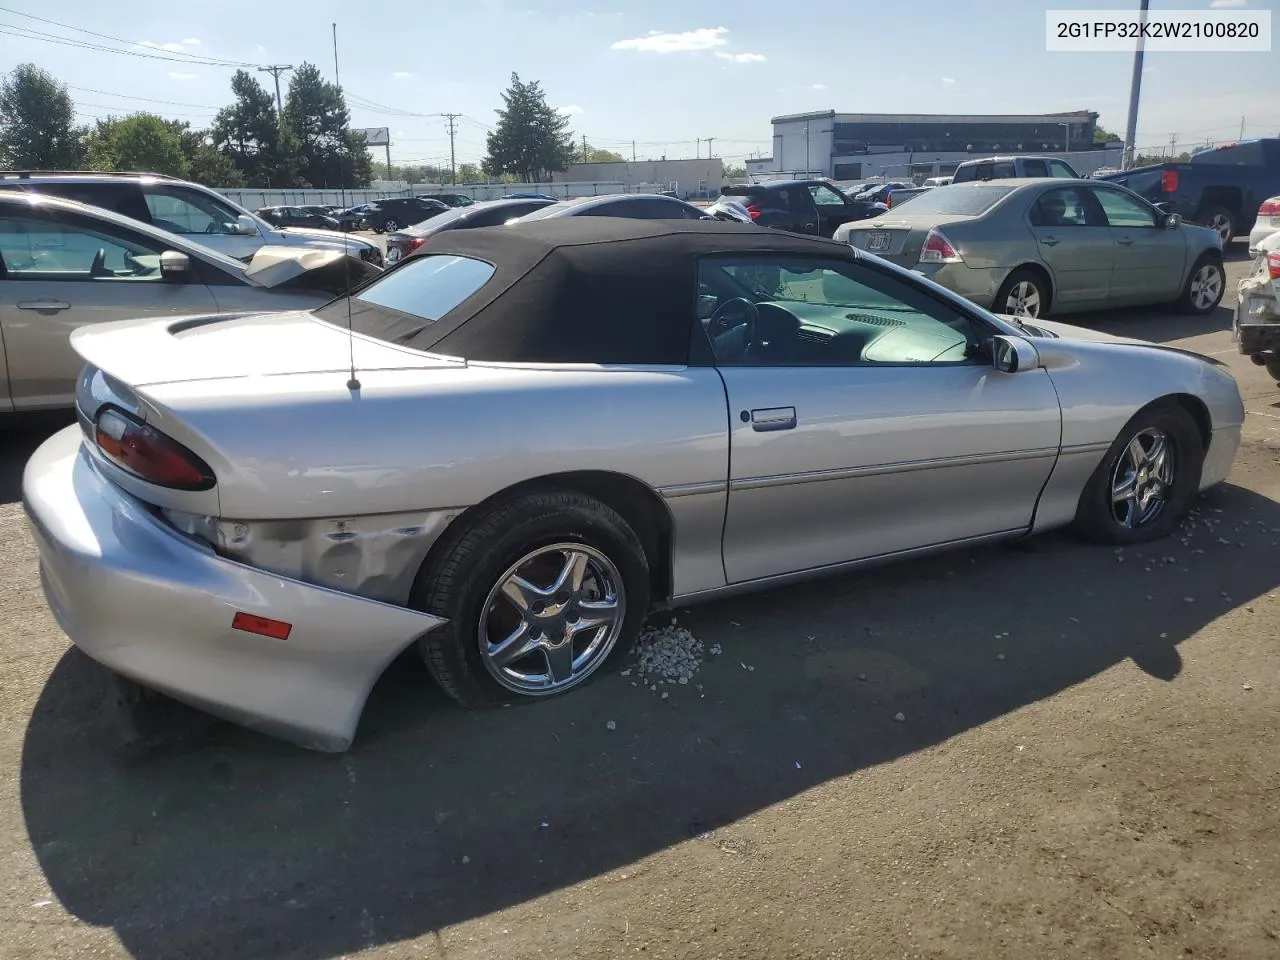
[835,179,1226,318]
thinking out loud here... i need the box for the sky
[0,0,1276,168]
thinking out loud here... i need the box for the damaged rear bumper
[23,425,446,752]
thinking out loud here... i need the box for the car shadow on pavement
[0,413,76,504]
[19,482,1280,960]
[1083,303,1234,344]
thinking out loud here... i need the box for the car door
[700,253,1062,584]
[808,182,861,237]
[0,207,219,410]
[140,184,263,260]
[1089,184,1188,304]
[1026,184,1115,307]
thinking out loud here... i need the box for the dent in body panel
[1029,442,1110,534]
[657,482,729,597]
[210,508,461,606]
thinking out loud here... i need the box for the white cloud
[611,26,728,53]
[715,51,766,63]
[168,72,197,81]
[255,44,268,55]
[557,104,585,115]
[392,71,412,79]
[942,77,957,84]
[1209,0,1246,7]
[809,83,827,90]
[181,37,201,46]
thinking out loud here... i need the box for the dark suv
[363,196,449,232]
[717,179,885,236]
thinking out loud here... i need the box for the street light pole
[1122,0,1151,170]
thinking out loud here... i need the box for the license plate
[386,247,402,263]
[865,231,891,252]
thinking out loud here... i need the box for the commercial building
[748,110,1122,181]
[558,158,725,199]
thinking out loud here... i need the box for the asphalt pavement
[1,250,1277,960]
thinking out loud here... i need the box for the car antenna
[334,20,360,392]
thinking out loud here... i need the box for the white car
[1248,195,1280,256]
[922,176,953,187]
[0,172,384,267]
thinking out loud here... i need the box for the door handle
[1039,236,1058,247]
[1117,236,1134,245]
[748,407,797,432]
[17,299,71,311]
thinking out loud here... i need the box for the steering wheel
[707,297,759,362]
[89,247,107,278]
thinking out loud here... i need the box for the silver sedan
[0,191,380,412]
[24,218,1244,751]
[835,180,1226,319]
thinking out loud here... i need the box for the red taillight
[405,236,427,255]
[1259,198,1280,217]
[1267,251,1280,281]
[745,202,762,220]
[94,407,215,491]
[918,228,962,264]
[232,612,293,641]
[886,193,895,209]
[1160,169,1179,193]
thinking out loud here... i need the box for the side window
[1048,160,1076,178]
[808,184,848,207]
[1028,187,1100,227]
[993,162,1016,178]
[580,201,631,217]
[697,255,979,367]
[1092,187,1158,228]
[0,213,166,281]
[143,186,243,235]
[1021,159,1049,177]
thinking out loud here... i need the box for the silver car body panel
[23,426,446,752]
[24,264,1246,750]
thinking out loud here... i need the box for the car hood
[241,246,382,289]
[997,315,1227,366]
[274,226,377,250]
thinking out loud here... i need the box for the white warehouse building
[748,110,1123,181]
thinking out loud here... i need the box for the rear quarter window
[343,254,495,325]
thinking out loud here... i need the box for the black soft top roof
[335,218,854,365]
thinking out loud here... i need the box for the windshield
[401,206,472,235]
[879,184,1016,216]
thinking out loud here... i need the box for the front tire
[1179,255,1225,314]
[1072,401,1205,545]
[382,218,401,232]
[994,268,1050,319]
[410,491,651,707]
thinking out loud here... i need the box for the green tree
[483,73,573,182]
[84,113,189,177]
[0,63,83,168]
[212,69,296,187]
[283,63,370,188]
[573,143,625,164]
[1094,125,1122,143]
[180,127,245,187]
[455,162,482,183]
[723,164,747,179]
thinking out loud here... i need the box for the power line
[65,85,219,110]
[0,23,259,66]
[258,65,294,119]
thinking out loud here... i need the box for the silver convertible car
[835,180,1226,320]
[24,219,1244,751]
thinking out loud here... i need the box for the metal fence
[219,181,645,210]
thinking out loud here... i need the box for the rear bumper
[23,425,445,752]
[913,263,1002,308]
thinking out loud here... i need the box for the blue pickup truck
[1096,138,1280,247]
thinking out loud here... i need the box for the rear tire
[1195,205,1235,246]
[410,491,651,708]
[993,268,1050,319]
[1072,401,1205,545]
[1178,254,1225,314]
[383,218,401,232]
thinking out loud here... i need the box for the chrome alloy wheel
[1004,280,1042,317]
[1206,212,1232,246]
[1189,262,1223,311]
[1110,428,1175,529]
[478,542,625,695]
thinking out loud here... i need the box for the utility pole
[1240,115,1246,139]
[631,140,636,162]
[1168,133,1177,158]
[257,65,293,121]
[704,137,715,158]
[582,133,588,162]
[696,137,701,159]
[1122,0,1150,170]
[442,113,461,184]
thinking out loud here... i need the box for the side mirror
[990,334,1039,374]
[1153,200,1171,214]
[1164,213,1182,229]
[159,250,191,281]
[236,214,259,236]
